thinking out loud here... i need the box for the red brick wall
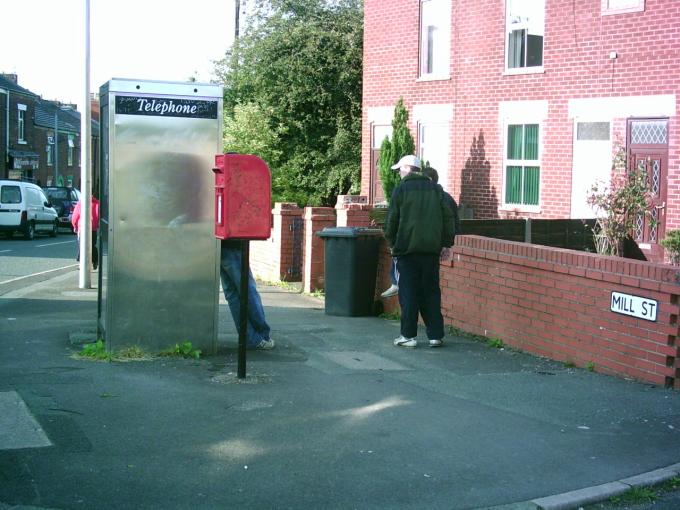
[362,0,680,227]
[445,235,680,387]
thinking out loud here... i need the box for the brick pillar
[302,207,336,293]
[250,202,302,282]
[336,203,373,227]
[335,195,372,227]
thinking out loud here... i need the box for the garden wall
[428,236,680,388]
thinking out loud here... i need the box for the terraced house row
[0,73,99,189]
[361,0,680,263]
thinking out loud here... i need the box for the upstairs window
[17,104,26,143]
[506,0,544,70]
[68,135,75,166]
[602,0,644,15]
[419,0,451,79]
[504,123,541,206]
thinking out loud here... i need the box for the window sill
[601,6,644,16]
[17,140,27,145]
[499,205,542,214]
[503,67,544,76]
[416,74,451,83]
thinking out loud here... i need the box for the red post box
[213,154,272,240]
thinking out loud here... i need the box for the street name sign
[610,291,658,322]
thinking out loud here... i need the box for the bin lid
[316,227,384,238]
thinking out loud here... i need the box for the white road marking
[35,240,77,248]
[0,391,52,449]
[0,250,10,253]
[0,263,78,285]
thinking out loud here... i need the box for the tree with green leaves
[378,98,416,202]
[215,0,363,206]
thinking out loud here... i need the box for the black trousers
[76,230,99,267]
[396,253,444,340]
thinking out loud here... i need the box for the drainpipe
[54,112,59,185]
[0,87,8,172]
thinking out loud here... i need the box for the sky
[0,0,236,106]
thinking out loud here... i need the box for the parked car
[0,180,59,239]
[44,186,80,233]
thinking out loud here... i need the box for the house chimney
[1,73,18,84]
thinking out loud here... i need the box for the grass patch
[609,486,657,505]
[661,477,680,491]
[159,341,202,360]
[564,360,576,368]
[379,310,401,321]
[257,279,300,292]
[115,346,153,361]
[488,338,504,349]
[309,289,324,298]
[586,361,595,372]
[78,340,111,361]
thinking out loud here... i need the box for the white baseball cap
[391,155,422,170]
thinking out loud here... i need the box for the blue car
[44,186,80,233]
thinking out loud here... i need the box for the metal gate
[287,216,304,280]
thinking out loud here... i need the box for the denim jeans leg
[390,257,399,286]
[420,254,444,340]
[220,249,268,346]
[246,271,271,340]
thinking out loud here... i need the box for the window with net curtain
[420,0,450,77]
[505,124,540,206]
[506,0,544,69]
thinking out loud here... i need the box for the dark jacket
[385,172,454,256]
[438,185,461,246]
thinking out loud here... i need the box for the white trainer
[393,335,417,348]
[380,284,399,298]
[255,339,275,350]
[429,339,443,347]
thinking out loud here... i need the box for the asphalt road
[0,230,78,295]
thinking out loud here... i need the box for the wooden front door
[628,119,669,263]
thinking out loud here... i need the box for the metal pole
[235,0,240,39]
[237,240,249,379]
[524,217,532,244]
[79,0,92,289]
[53,112,58,185]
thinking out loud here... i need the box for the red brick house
[361,0,680,262]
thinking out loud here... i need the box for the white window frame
[46,144,53,166]
[413,104,453,192]
[17,104,27,143]
[504,0,545,75]
[418,0,451,81]
[601,0,644,15]
[499,101,547,212]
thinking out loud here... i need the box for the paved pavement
[1,270,679,510]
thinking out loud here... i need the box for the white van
[0,180,59,239]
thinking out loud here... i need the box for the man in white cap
[384,154,454,348]
[379,155,422,298]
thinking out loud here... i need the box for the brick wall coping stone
[451,235,680,289]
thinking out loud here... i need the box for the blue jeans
[220,248,271,347]
[390,257,399,285]
[396,253,444,340]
